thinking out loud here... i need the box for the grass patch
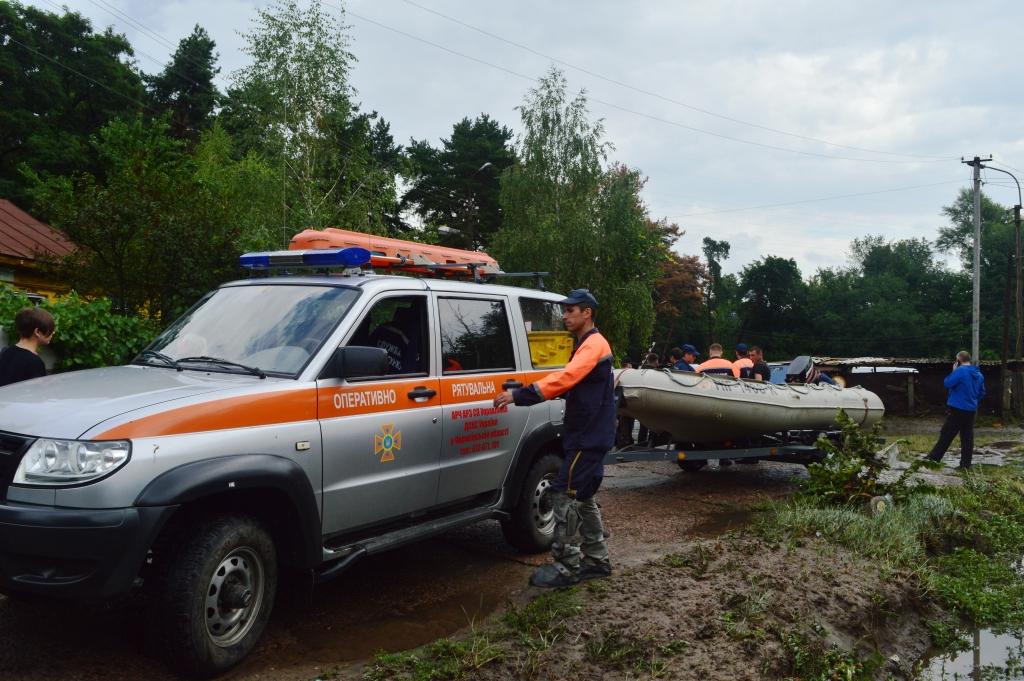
[662,545,710,577]
[888,432,1019,455]
[364,632,504,681]
[583,629,687,677]
[501,587,581,650]
[756,493,953,570]
[779,628,878,680]
[364,590,582,680]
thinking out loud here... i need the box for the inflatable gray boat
[616,368,885,444]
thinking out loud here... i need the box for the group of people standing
[633,342,772,382]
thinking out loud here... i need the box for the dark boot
[529,563,579,588]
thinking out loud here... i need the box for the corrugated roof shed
[0,199,74,261]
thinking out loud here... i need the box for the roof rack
[239,228,551,287]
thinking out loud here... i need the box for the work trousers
[928,407,976,467]
[549,449,610,573]
[550,492,609,573]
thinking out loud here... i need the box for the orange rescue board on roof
[290,227,501,277]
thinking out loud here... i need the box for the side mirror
[326,346,390,380]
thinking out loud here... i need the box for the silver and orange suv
[0,246,569,677]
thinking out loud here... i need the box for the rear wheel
[677,460,707,472]
[502,453,561,553]
[151,514,277,678]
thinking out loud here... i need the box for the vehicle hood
[0,365,261,439]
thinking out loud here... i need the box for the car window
[519,298,571,368]
[146,285,359,376]
[349,296,428,376]
[438,297,515,373]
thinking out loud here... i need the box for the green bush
[1,285,158,371]
[800,409,935,505]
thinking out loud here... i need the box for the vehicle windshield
[139,284,360,376]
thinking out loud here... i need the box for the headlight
[13,438,131,485]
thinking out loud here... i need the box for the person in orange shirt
[696,343,739,378]
[493,288,614,587]
[733,343,754,378]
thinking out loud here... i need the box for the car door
[435,294,532,504]
[318,293,442,536]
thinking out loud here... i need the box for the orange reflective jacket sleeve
[532,333,612,400]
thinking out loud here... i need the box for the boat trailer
[603,429,842,472]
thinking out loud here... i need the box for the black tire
[150,514,278,678]
[677,460,707,472]
[502,453,561,553]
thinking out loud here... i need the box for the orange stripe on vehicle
[97,388,319,439]
[318,378,441,417]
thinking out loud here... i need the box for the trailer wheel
[677,460,707,472]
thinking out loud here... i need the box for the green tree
[803,236,966,357]
[145,25,221,142]
[651,249,707,357]
[402,115,517,250]
[936,188,1016,358]
[28,116,277,322]
[737,256,808,356]
[0,2,144,207]
[493,68,668,354]
[223,0,402,242]
[701,237,733,342]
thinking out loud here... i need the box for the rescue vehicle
[0,231,572,677]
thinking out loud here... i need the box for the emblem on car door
[374,424,402,463]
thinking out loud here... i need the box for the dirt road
[0,460,807,681]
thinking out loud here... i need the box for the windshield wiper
[176,356,267,379]
[137,349,181,370]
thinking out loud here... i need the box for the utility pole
[962,156,991,361]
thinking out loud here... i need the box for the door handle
[407,386,437,400]
[502,380,523,390]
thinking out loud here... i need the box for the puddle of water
[250,545,533,671]
[922,629,1024,680]
[689,509,755,537]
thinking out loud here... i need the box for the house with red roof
[0,199,74,299]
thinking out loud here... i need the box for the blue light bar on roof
[239,247,372,269]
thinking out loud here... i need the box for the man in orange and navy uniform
[493,288,614,588]
[696,343,740,377]
[733,342,754,378]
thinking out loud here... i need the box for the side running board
[315,506,506,584]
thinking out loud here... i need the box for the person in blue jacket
[926,350,986,469]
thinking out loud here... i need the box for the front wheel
[502,453,561,553]
[151,514,278,678]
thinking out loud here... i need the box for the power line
[88,0,180,53]
[4,33,157,115]
[397,0,955,162]
[345,7,948,165]
[38,0,204,90]
[667,179,966,218]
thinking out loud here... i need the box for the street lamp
[980,163,1023,415]
[981,164,1023,360]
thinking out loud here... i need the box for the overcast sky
[28,0,1024,275]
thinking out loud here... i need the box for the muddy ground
[0,416,1004,680]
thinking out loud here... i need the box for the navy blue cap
[559,288,598,308]
[681,343,700,357]
[736,342,748,353]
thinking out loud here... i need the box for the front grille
[0,432,33,501]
